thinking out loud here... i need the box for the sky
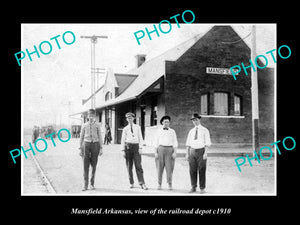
[21,23,276,129]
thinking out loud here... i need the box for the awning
[95,75,164,110]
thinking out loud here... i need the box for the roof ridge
[126,31,208,73]
[146,33,204,62]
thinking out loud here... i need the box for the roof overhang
[95,75,164,110]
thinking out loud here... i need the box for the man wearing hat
[185,113,211,193]
[154,115,178,190]
[79,109,103,191]
[121,112,148,190]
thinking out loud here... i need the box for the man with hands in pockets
[154,115,178,191]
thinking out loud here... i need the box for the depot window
[105,92,112,101]
[234,94,242,116]
[150,98,158,126]
[200,93,209,115]
[214,92,229,116]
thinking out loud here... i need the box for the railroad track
[29,152,56,194]
[22,135,56,194]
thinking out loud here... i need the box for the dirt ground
[22,135,275,195]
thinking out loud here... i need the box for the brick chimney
[135,54,146,68]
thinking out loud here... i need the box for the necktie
[130,124,134,137]
[90,123,92,140]
[194,127,198,140]
[163,127,169,130]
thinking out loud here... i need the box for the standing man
[154,115,178,190]
[79,109,103,191]
[121,112,148,190]
[32,125,39,144]
[104,123,112,145]
[185,113,211,193]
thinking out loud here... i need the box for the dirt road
[22,136,275,195]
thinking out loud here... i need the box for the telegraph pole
[251,25,260,158]
[94,67,106,89]
[80,35,108,109]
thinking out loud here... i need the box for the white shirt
[186,125,211,149]
[155,127,178,149]
[121,123,144,147]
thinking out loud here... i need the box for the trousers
[155,146,175,185]
[83,142,100,188]
[125,143,145,185]
[189,147,207,189]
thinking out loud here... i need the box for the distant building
[75,26,274,148]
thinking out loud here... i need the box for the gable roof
[72,25,275,116]
[82,84,104,105]
[96,33,204,109]
[114,73,138,95]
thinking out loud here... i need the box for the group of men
[79,109,211,193]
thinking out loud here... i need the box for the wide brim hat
[125,112,135,118]
[160,115,171,125]
[190,113,201,120]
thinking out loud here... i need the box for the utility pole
[251,25,260,158]
[80,35,108,109]
[94,67,106,89]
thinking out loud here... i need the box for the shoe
[200,188,206,193]
[157,184,162,190]
[189,187,196,193]
[90,185,96,190]
[82,186,88,191]
[130,184,134,189]
[168,184,173,190]
[141,184,148,190]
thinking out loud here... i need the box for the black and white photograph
[20,23,276,196]
[3,3,300,221]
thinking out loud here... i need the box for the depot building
[74,26,274,148]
